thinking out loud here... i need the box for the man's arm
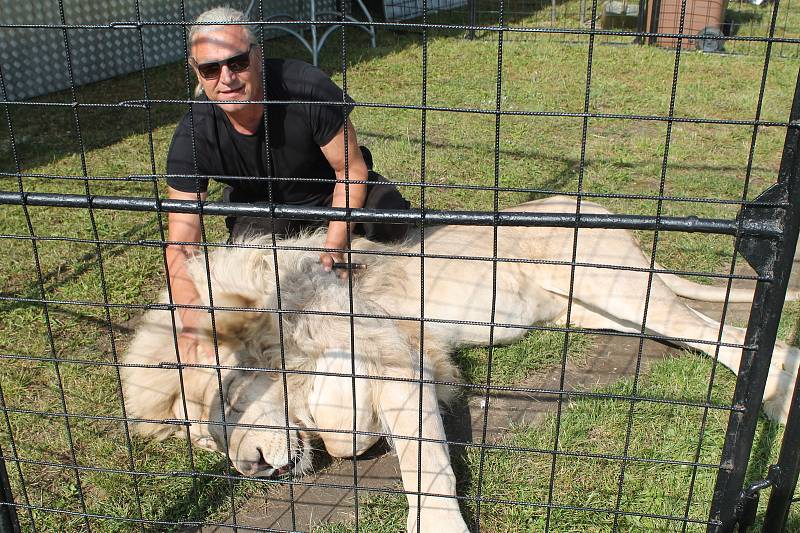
[319,118,369,274]
[166,186,211,364]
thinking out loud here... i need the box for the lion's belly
[342,217,579,347]
[390,255,566,347]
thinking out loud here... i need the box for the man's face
[191,25,263,115]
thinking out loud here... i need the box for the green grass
[316,351,799,532]
[1,5,800,531]
[459,355,781,533]
[455,329,593,385]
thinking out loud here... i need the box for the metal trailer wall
[0,0,344,101]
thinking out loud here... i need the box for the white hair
[188,7,258,50]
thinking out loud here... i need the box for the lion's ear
[210,293,266,343]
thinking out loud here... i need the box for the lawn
[1,3,800,532]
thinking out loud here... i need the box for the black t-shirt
[166,58,353,205]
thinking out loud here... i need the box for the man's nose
[219,64,237,85]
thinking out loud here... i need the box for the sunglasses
[194,45,254,80]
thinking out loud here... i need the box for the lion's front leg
[378,364,469,533]
[309,348,382,457]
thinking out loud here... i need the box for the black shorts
[227,170,412,244]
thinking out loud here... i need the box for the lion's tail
[656,266,800,303]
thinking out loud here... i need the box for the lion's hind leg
[565,267,799,424]
[685,306,800,424]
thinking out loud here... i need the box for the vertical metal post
[467,0,476,40]
[706,67,800,533]
[310,0,320,66]
[649,0,661,45]
[0,445,19,533]
[763,371,800,530]
[635,0,648,44]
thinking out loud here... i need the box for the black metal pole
[706,67,800,533]
[0,445,19,533]
[635,0,647,45]
[649,0,661,46]
[467,0,476,39]
[0,190,786,237]
[763,373,800,530]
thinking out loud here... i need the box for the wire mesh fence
[1,0,800,532]
[410,0,800,58]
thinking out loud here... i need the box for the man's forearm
[166,242,203,325]
[326,179,367,248]
[164,190,211,361]
[165,207,205,326]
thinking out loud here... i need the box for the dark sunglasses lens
[198,63,222,79]
[228,52,250,72]
[228,53,251,73]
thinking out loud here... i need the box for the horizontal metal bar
[0,365,739,417]
[0,424,724,473]
[0,191,783,237]
[0,229,767,282]
[0,292,755,352]
[0,483,719,529]
[1,18,799,46]
[0,171,789,208]
[0,98,796,129]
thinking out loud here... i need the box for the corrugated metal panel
[0,0,338,101]
[382,0,466,22]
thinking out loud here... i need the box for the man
[166,7,411,364]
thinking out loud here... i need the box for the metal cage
[1,0,800,531]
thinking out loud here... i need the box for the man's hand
[320,221,351,278]
[320,245,348,279]
[319,250,344,271]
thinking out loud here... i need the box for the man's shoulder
[173,99,218,136]
[266,58,336,96]
[266,57,320,77]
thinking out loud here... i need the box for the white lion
[121,196,799,533]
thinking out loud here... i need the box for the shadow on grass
[442,393,475,526]
[360,128,779,186]
[0,217,163,328]
[0,59,190,174]
[155,456,241,529]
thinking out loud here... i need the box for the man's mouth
[219,87,244,98]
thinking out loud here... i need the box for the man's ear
[187,57,203,97]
